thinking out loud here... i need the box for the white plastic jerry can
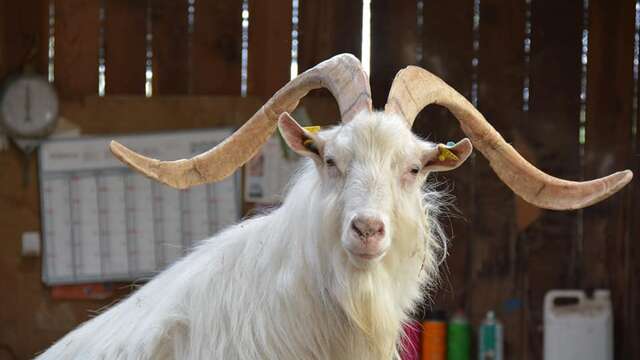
[543,289,613,360]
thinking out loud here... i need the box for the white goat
[37,54,632,359]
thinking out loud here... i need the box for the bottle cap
[425,309,447,321]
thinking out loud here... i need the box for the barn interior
[0,0,638,359]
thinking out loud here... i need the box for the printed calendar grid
[39,130,240,285]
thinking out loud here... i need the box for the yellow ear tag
[302,126,321,147]
[437,144,459,162]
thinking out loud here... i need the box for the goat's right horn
[385,65,633,210]
[110,54,372,189]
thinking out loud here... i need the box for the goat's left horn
[110,54,372,189]
[385,66,633,210]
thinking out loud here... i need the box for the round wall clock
[0,74,59,139]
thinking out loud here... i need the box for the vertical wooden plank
[244,0,291,215]
[298,0,361,72]
[2,0,48,77]
[0,5,53,357]
[472,0,525,357]
[104,0,146,94]
[0,7,50,357]
[583,0,635,357]
[520,0,582,356]
[0,0,7,78]
[247,0,291,96]
[633,71,640,358]
[38,0,49,79]
[417,0,474,311]
[54,0,100,97]
[370,0,417,109]
[151,0,188,94]
[191,0,242,95]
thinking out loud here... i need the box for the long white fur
[36,112,452,360]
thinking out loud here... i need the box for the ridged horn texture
[385,65,633,210]
[110,54,372,189]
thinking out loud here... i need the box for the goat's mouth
[346,249,387,262]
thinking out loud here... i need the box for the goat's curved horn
[110,54,372,189]
[385,66,633,210]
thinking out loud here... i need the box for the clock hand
[25,84,32,123]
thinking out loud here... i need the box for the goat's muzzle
[345,213,388,263]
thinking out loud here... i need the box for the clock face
[1,75,59,138]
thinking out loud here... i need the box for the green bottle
[447,309,471,360]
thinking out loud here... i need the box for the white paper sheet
[39,129,240,285]
[244,135,302,204]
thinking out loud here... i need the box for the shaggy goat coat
[37,113,450,359]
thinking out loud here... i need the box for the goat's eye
[409,165,420,175]
[325,157,336,167]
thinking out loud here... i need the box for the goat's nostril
[351,216,385,239]
[370,219,384,235]
[351,221,364,237]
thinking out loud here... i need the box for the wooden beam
[58,95,337,134]
[60,96,261,134]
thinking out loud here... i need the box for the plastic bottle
[447,309,471,360]
[478,311,502,360]
[422,310,447,360]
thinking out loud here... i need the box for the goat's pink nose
[350,215,385,244]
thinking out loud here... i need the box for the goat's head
[109,54,633,268]
[278,111,471,267]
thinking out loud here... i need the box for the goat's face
[279,111,472,269]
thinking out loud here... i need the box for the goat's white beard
[36,162,444,360]
[324,202,438,359]
[283,162,442,359]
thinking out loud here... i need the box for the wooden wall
[0,0,638,359]
[370,0,639,358]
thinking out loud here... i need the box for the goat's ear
[422,138,473,172]
[278,112,323,161]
